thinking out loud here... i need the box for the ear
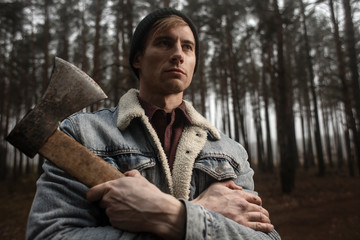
[132,52,142,69]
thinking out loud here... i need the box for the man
[26,8,281,239]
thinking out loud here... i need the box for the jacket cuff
[180,199,213,239]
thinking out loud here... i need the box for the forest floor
[0,167,359,240]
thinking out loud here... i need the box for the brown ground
[0,168,359,240]
[254,168,360,240]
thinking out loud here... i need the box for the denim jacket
[26,89,280,240]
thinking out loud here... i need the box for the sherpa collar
[116,89,220,199]
[117,89,220,139]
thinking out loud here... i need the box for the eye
[160,40,170,46]
[183,44,193,51]
[155,39,172,48]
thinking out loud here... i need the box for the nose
[170,42,184,64]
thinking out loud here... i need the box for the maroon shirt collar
[138,95,192,124]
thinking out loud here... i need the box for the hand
[192,180,274,233]
[86,170,185,239]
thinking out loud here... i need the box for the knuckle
[235,216,246,225]
[238,201,248,210]
[259,212,263,221]
[103,181,115,189]
[257,222,264,231]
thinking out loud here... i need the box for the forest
[1,0,360,239]
[1,0,360,195]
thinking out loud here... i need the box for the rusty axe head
[6,57,107,158]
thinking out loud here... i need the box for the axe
[6,57,124,187]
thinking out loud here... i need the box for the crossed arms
[87,170,277,239]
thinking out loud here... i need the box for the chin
[163,82,188,93]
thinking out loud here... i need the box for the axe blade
[6,57,107,158]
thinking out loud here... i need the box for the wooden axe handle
[39,130,124,187]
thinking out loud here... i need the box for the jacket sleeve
[26,118,160,240]
[26,161,161,240]
[183,141,281,240]
[181,200,281,240]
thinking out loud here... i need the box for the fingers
[218,182,262,206]
[260,205,270,218]
[86,182,109,202]
[246,211,271,224]
[247,222,274,233]
[240,191,263,206]
[245,202,270,218]
[219,180,243,190]
[124,169,142,177]
[87,170,141,202]
[242,204,273,233]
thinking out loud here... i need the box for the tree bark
[342,0,360,173]
[163,0,170,8]
[331,106,345,169]
[42,0,50,95]
[272,0,296,193]
[329,0,360,175]
[80,0,89,73]
[321,105,333,167]
[122,0,135,91]
[111,0,123,104]
[299,0,325,176]
[92,0,102,86]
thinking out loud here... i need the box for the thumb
[86,183,108,202]
[124,169,142,178]
[220,180,243,190]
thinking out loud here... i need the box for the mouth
[164,68,186,76]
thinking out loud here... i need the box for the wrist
[155,196,186,240]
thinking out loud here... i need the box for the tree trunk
[163,0,170,8]
[253,93,265,170]
[299,100,308,169]
[80,0,89,73]
[198,34,206,116]
[272,0,296,193]
[342,0,360,173]
[299,0,325,176]
[220,65,231,136]
[331,106,345,169]
[111,0,123,104]
[304,89,315,169]
[58,3,70,61]
[0,80,7,180]
[321,105,333,167]
[264,40,276,172]
[42,0,50,95]
[92,0,102,87]
[264,92,274,171]
[329,0,360,174]
[249,45,265,170]
[344,128,355,176]
[284,26,299,168]
[122,0,135,91]
[225,14,240,143]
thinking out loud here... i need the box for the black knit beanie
[129,8,199,79]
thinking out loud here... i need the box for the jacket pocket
[194,156,238,181]
[102,152,156,173]
[189,156,239,199]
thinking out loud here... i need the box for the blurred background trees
[1,0,359,193]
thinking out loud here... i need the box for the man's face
[133,24,196,98]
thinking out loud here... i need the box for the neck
[139,91,183,113]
